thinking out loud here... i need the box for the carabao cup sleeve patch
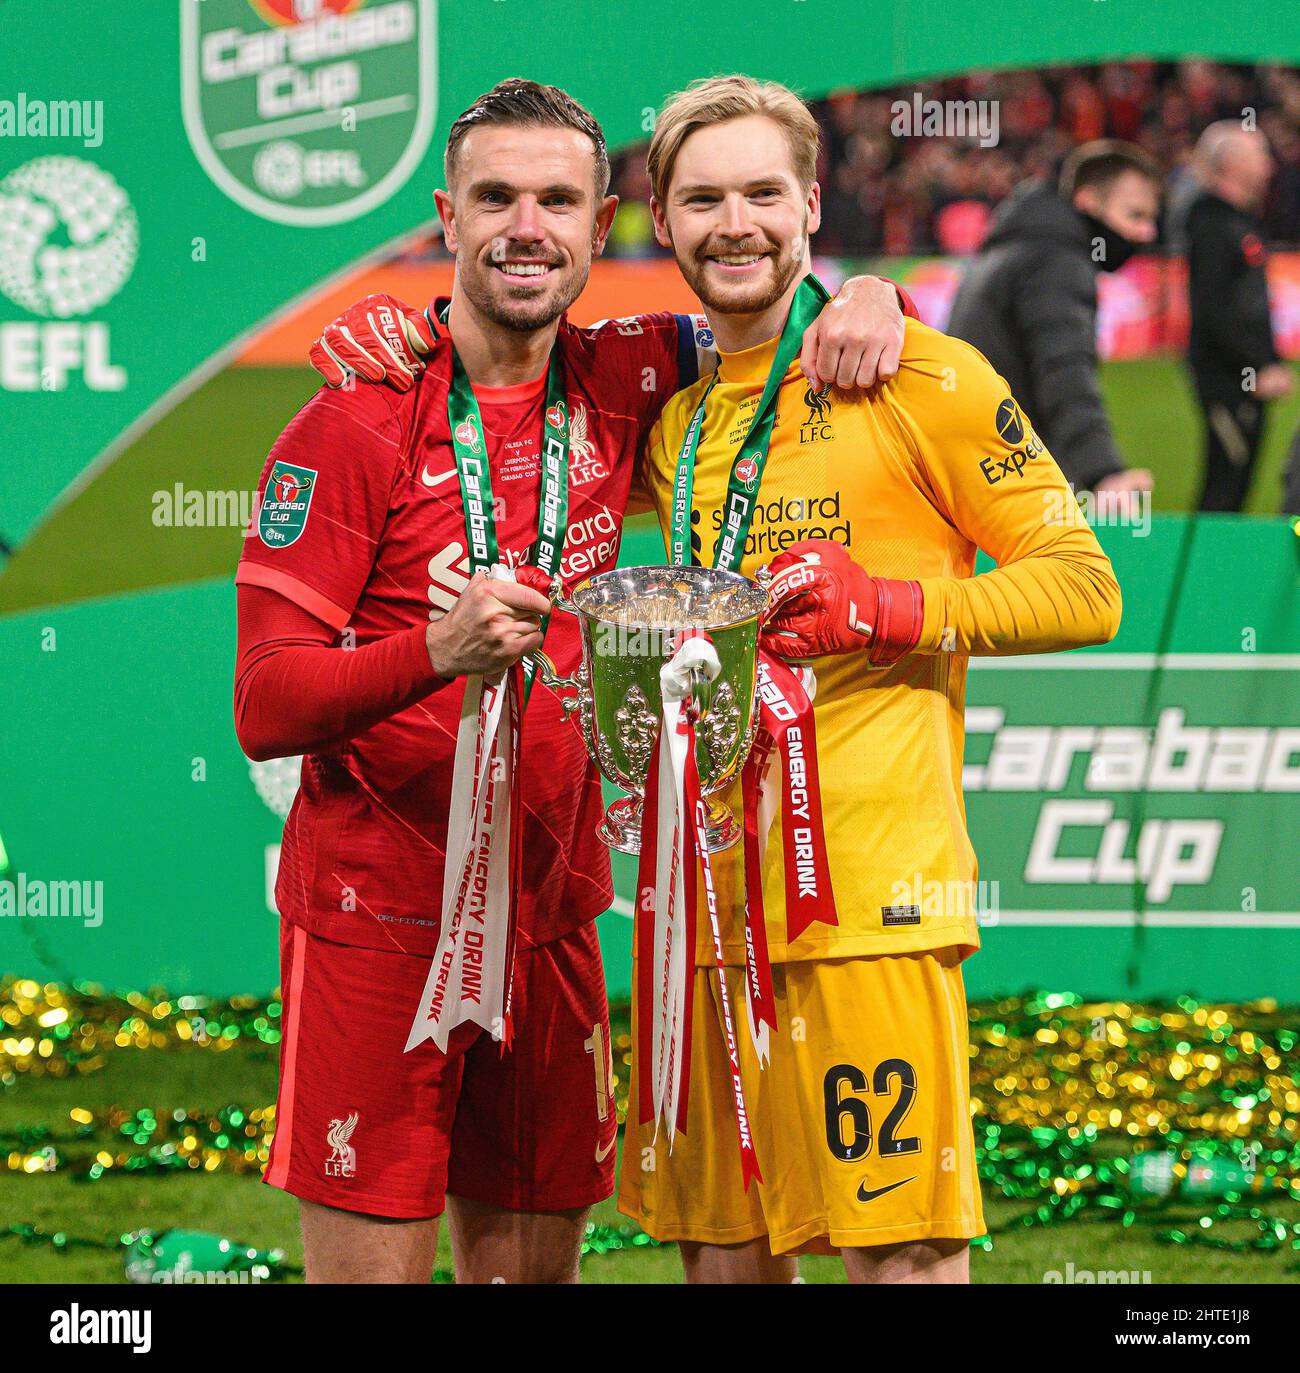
[258,462,318,549]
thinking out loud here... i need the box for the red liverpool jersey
[236,309,711,955]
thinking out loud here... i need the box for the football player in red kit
[234,78,907,1285]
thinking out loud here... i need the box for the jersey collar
[716,331,784,386]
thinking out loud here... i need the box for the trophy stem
[598,795,741,856]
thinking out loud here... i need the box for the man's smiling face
[437,124,617,332]
[652,113,821,317]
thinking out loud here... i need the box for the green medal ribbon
[669,274,829,571]
[446,341,570,697]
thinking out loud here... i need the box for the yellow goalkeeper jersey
[642,315,1122,966]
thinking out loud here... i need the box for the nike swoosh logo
[856,1177,915,1204]
[421,465,457,488]
[595,1137,616,1163]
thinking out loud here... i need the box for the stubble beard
[459,251,588,334]
[675,227,806,318]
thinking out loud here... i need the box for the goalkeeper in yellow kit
[617,76,1122,1283]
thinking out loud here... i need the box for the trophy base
[598,794,741,856]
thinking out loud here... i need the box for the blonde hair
[646,74,820,203]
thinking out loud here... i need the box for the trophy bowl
[538,565,768,854]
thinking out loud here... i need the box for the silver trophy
[538,565,769,854]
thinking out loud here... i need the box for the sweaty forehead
[454,124,596,190]
[671,116,800,191]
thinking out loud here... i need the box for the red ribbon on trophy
[635,632,761,1188]
[747,651,838,943]
[407,576,525,1056]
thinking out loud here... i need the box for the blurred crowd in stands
[399,62,1300,262]
[598,61,1300,258]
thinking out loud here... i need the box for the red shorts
[264,919,617,1219]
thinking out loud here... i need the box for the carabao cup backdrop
[0,0,1297,998]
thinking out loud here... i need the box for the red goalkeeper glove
[308,293,437,391]
[760,540,923,665]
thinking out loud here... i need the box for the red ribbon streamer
[754,651,838,942]
[687,733,763,1190]
[498,663,525,1052]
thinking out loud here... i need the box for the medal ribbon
[446,345,570,697]
[749,653,837,940]
[662,279,838,1062]
[406,653,524,1053]
[668,274,829,573]
[408,336,571,1053]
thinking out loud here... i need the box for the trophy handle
[536,577,587,720]
[754,562,774,608]
[548,574,579,617]
[534,653,586,719]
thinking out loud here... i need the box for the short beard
[676,229,805,317]
[459,259,586,334]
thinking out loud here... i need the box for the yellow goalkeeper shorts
[618,946,986,1255]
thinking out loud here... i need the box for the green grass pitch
[2,1035,1295,1284]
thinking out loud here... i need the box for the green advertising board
[1,2,1298,1000]
[0,516,1295,1001]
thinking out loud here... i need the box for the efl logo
[0,156,134,391]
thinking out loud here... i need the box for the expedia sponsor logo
[257,461,317,547]
[181,0,436,227]
[711,490,851,559]
[995,397,1025,445]
[800,384,833,444]
[980,431,1044,485]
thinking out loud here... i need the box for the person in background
[1282,426,1300,517]
[1185,121,1294,512]
[946,141,1159,516]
